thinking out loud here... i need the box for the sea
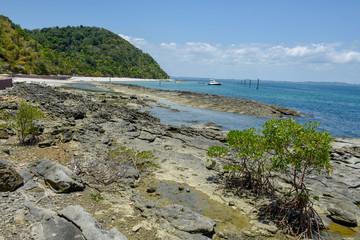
[111,78,360,139]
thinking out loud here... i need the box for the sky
[2,0,360,83]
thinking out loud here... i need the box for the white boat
[208,79,221,85]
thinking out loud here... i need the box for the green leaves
[2,100,44,144]
[90,193,103,202]
[26,25,169,78]
[1,15,169,78]
[207,118,333,210]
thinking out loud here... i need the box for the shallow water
[117,80,360,138]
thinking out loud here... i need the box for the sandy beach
[11,76,164,87]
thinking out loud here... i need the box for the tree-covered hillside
[0,15,169,79]
[27,26,169,79]
[0,15,71,75]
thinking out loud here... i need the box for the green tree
[2,100,45,144]
[208,128,273,195]
[207,119,333,238]
[262,119,333,238]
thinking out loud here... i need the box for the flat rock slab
[59,205,127,240]
[328,202,360,227]
[158,204,215,234]
[29,158,84,193]
[25,201,83,240]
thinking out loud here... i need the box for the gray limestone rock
[25,201,83,240]
[29,158,84,193]
[0,166,23,192]
[158,204,215,235]
[0,159,12,168]
[59,205,127,240]
[38,139,56,148]
[328,202,359,227]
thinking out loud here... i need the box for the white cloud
[118,34,148,47]
[185,42,218,53]
[118,33,360,82]
[160,42,177,49]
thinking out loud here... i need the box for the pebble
[1,192,10,198]
[229,201,236,206]
[132,223,142,232]
[185,188,190,192]
[147,186,156,193]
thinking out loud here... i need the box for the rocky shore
[92,82,301,117]
[0,82,359,240]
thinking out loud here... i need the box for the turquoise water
[115,79,360,138]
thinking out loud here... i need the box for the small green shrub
[90,193,103,202]
[207,118,333,239]
[107,146,158,171]
[208,128,273,195]
[2,100,44,144]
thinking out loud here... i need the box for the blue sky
[2,0,360,83]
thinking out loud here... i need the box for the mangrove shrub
[207,118,333,238]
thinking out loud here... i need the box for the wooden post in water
[256,78,260,90]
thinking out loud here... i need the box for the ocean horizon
[115,78,360,139]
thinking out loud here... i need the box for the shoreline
[12,76,300,118]
[92,82,301,118]
[12,75,167,87]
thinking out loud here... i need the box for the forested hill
[26,26,169,79]
[0,15,70,75]
[0,15,169,79]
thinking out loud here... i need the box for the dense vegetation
[208,119,333,239]
[0,15,169,79]
[0,15,70,74]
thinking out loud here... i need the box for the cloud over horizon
[119,33,360,83]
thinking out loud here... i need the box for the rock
[147,186,156,193]
[38,139,56,148]
[158,204,215,235]
[2,149,10,155]
[29,158,84,193]
[61,129,73,142]
[117,164,139,185]
[71,106,87,119]
[328,204,358,227]
[59,205,128,240]
[25,201,84,240]
[175,230,212,240]
[132,223,142,232]
[0,167,23,192]
[0,129,9,139]
[229,201,236,206]
[0,159,12,168]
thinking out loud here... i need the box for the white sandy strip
[12,76,167,87]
